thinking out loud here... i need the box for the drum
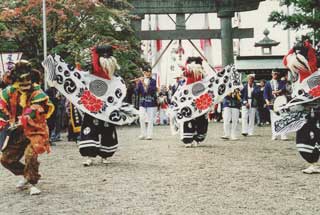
[1,125,24,152]
[0,127,8,151]
[273,95,288,113]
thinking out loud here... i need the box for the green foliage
[0,0,144,81]
[268,0,320,43]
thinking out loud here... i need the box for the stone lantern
[254,29,280,55]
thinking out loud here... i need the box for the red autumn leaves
[195,93,212,110]
[80,90,103,113]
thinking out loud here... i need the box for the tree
[0,0,144,81]
[268,0,320,43]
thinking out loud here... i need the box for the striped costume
[0,83,54,185]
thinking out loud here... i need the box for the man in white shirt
[241,74,259,136]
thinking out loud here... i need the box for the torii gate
[129,0,265,67]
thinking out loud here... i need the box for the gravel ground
[0,123,319,215]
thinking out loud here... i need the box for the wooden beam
[128,0,265,15]
[135,28,253,40]
[233,27,254,39]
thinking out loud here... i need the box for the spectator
[158,92,169,125]
[256,80,269,126]
[264,69,288,141]
[135,65,157,140]
[241,74,259,136]
[221,88,241,141]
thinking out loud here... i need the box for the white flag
[152,15,162,88]
[200,14,214,66]
[0,52,23,78]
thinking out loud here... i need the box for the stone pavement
[0,123,319,215]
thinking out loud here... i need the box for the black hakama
[78,114,118,159]
[296,119,320,163]
[181,114,208,144]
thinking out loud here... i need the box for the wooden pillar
[176,13,186,30]
[131,15,144,31]
[218,11,234,66]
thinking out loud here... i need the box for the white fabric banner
[152,15,162,88]
[200,14,214,66]
[271,110,307,136]
[0,52,23,78]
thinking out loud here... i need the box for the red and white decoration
[200,14,214,66]
[152,15,162,88]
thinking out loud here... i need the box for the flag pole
[313,8,315,47]
[42,0,48,90]
[151,40,173,69]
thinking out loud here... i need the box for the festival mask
[17,73,32,92]
[12,60,33,92]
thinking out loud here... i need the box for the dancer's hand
[18,115,30,128]
[0,120,7,130]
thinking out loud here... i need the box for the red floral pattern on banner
[309,85,320,97]
[80,90,103,113]
[195,93,212,110]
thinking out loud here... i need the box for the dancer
[180,57,209,147]
[0,60,54,195]
[135,65,157,140]
[169,58,242,146]
[283,39,320,173]
[79,45,120,166]
[42,45,138,167]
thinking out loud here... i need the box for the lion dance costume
[169,56,242,148]
[0,61,54,195]
[283,39,320,174]
[78,45,120,166]
[180,57,209,147]
[42,44,138,167]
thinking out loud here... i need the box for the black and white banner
[170,65,242,123]
[42,55,138,125]
[271,111,307,136]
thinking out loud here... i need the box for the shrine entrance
[129,0,265,67]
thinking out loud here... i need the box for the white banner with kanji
[0,52,23,78]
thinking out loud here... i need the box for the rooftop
[235,55,286,70]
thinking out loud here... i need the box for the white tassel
[187,62,205,79]
[286,53,311,75]
[99,56,120,78]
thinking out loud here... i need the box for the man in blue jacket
[241,74,259,136]
[135,65,157,140]
[264,69,288,140]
